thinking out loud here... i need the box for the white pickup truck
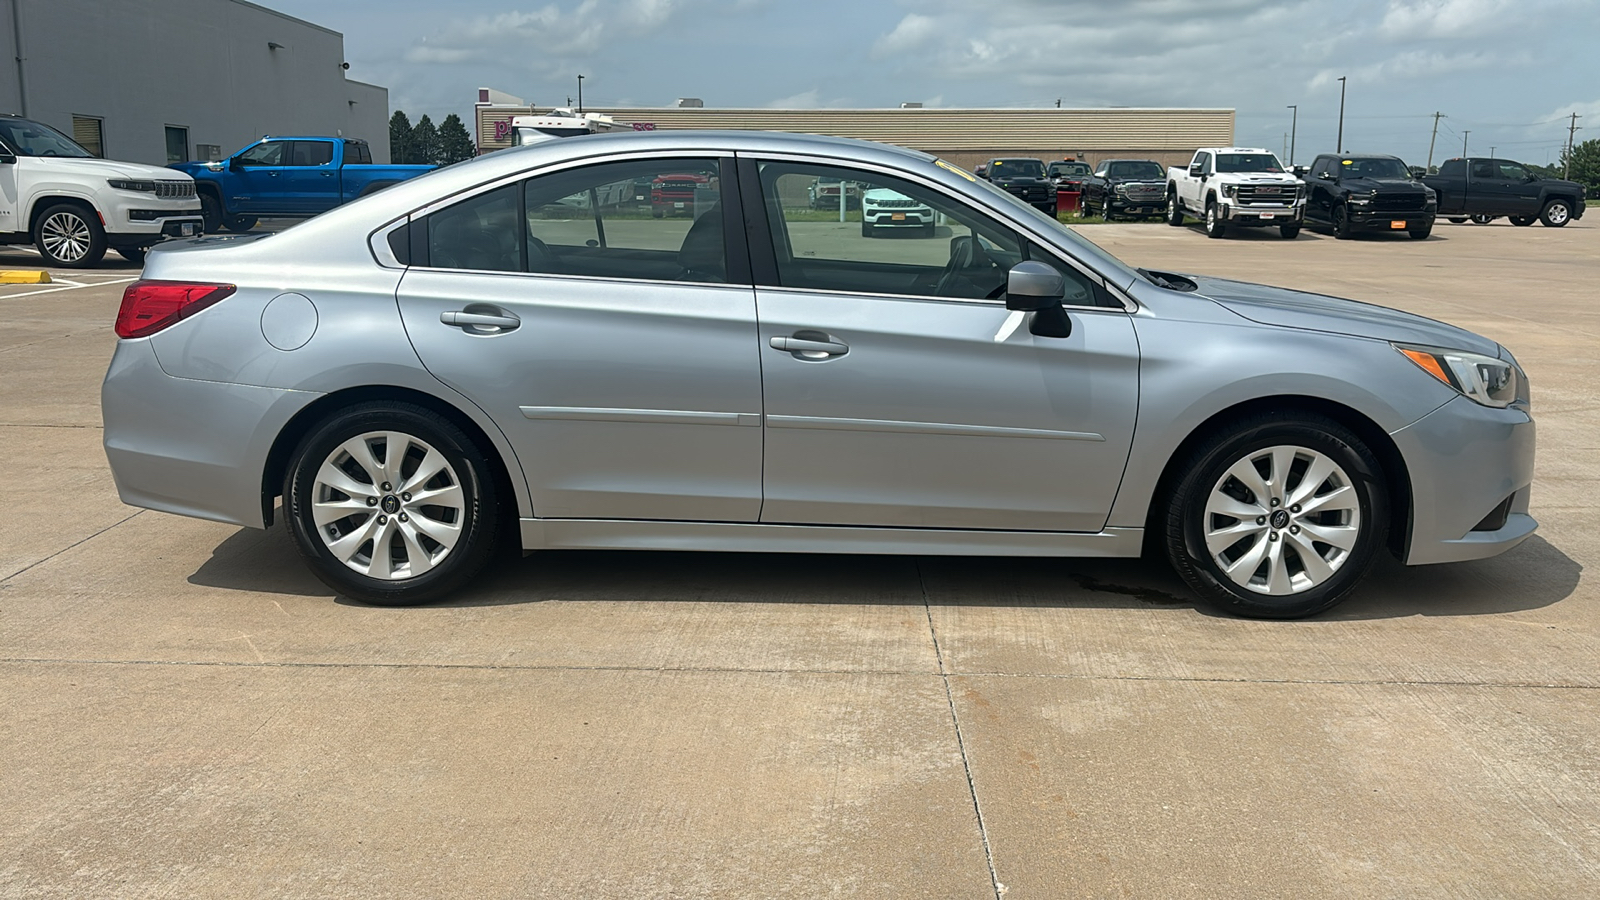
[1166,147,1305,239]
[0,115,204,267]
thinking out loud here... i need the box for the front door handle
[770,333,848,359]
[441,308,520,334]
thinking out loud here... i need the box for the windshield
[0,118,94,158]
[1107,161,1165,179]
[1215,153,1284,174]
[989,159,1046,178]
[1339,157,1413,179]
[1048,162,1091,177]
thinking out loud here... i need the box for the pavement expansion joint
[0,510,142,586]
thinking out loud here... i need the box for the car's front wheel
[1279,224,1301,239]
[285,402,500,606]
[1166,193,1184,226]
[1540,199,1572,227]
[1165,414,1388,619]
[33,203,107,267]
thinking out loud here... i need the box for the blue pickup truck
[170,137,435,232]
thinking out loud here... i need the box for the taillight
[115,280,236,338]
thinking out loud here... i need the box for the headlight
[1395,343,1525,409]
[1221,184,1237,197]
[1114,184,1129,195]
[108,179,158,192]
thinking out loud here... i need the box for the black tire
[284,402,500,606]
[115,246,147,266]
[222,215,258,232]
[1204,199,1226,238]
[1166,192,1184,226]
[199,192,224,233]
[861,221,874,238]
[1470,214,1496,224]
[1332,204,1353,239]
[1279,224,1300,239]
[1447,217,1468,224]
[651,208,665,219]
[1509,216,1536,227]
[32,202,107,268]
[1408,225,1432,240]
[922,222,935,237]
[1540,199,1573,228]
[1102,196,1116,221]
[1164,413,1389,619]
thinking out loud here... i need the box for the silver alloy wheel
[1206,205,1216,229]
[40,212,92,263]
[1546,202,1570,225]
[312,431,465,580]
[1203,444,1361,596]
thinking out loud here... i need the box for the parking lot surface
[2,220,1597,898]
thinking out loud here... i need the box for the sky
[269,0,1598,168]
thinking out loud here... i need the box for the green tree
[1558,138,1600,195]
[438,113,475,165]
[412,114,439,166]
[389,110,414,165]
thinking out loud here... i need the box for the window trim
[405,150,748,288]
[737,151,1134,312]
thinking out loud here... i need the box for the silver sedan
[102,131,1535,618]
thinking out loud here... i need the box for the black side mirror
[229,156,246,171]
[0,151,15,165]
[1319,171,1337,181]
[1006,261,1072,338]
[1188,165,1203,178]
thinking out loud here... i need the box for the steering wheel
[42,149,57,157]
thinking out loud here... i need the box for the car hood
[24,156,193,181]
[1191,275,1501,356]
[1216,172,1298,184]
[1337,177,1429,194]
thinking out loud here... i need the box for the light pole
[1286,104,1298,165]
[577,74,585,114]
[1462,130,1469,156]
[1335,77,1347,153]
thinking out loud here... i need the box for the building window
[71,116,104,158]
[165,126,189,164]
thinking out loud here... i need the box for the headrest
[678,204,726,282]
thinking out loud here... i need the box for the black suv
[1081,159,1169,220]
[980,157,1057,213]
[1303,153,1436,239]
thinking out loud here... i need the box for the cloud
[767,89,822,109]
[872,14,937,58]
[404,0,685,67]
[1379,0,1517,39]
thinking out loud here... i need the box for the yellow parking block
[0,270,52,284]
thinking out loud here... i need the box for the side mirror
[0,151,15,165]
[1292,165,1309,178]
[228,156,246,171]
[1006,261,1073,338]
[1188,165,1203,178]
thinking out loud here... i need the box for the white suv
[861,188,935,237]
[0,115,204,267]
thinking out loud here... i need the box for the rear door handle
[770,333,848,359]
[441,309,521,333]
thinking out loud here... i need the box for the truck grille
[1121,183,1165,202]
[1236,184,1299,205]
[155,180,196,199]
[1008,186,1048,201]
[1373,194,1428,212]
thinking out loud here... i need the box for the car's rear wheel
[33,203,107,268]
[285,402,500,606]
[1540,199,1572,227]
[1204,200,1226,238]
[1509,216,1536,227]
[1164,414,1388,619]
[1470,213,1496,224]
[223,215,258,232]
[1447,217,1468,224]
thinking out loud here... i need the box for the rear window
[1438,159,1464,177]
[346,141,372,165]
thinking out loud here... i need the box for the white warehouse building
[1,0,391,165]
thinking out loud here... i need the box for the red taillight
[114,280,236,339]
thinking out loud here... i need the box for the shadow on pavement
[189,522,1580,621]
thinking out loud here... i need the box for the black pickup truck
[1422,157,1585,227]
[1302,153,1436,239]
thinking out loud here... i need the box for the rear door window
[290,141,334,166]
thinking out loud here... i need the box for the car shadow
[188,523,1580,621]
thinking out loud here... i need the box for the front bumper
[864,209,934,227]
[1219,202,1304,224]
[1390,395,1537,565]
[102,338,318,528]
[1349,208,1436,232]
[1108,196,1168,215]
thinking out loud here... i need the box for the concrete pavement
[1,219,1596,897]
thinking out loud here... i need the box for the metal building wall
[2,0,390,165]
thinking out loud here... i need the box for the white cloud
[872,14,938,58]
[404,0,685,66]
[767,89,822,109]
[1379,0,1518,39]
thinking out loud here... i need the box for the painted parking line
[0,275,138,300]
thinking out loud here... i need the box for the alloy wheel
[312,431,466,580]
[1202,444,1362,596]
[1546,203,1570,225]
[40,212,92,263]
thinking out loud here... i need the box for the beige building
[474,102,1235,171]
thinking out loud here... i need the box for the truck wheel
[1279,224,1300,239]
[199,193,224,234]
[1509,216,1536,227]
[1408,225,1432,240]
[115,246,148,266]
[33,203,107,268]
[1332,204,1353,239]
[223,215,258,233]
[1204,200,1226,238]
[860,221,875,238]
[1539,200,1572,227]
[1102,197,1116,221]
[1447,217,1468,224]
[1166,192,1184,226]
[1470,214,1496,224]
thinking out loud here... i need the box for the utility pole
[1461,130,1470,157]
[1489,146,1495,157]
[1336,76,1347,153]
[1426,112,1444,171]
[577,74,585,114]
[1566,112,1583,180]
[1287,104,1298,164]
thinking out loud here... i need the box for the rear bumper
[101,338,318,528]
[1390,395,1537,565]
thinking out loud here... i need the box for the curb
[0,270,53,284]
